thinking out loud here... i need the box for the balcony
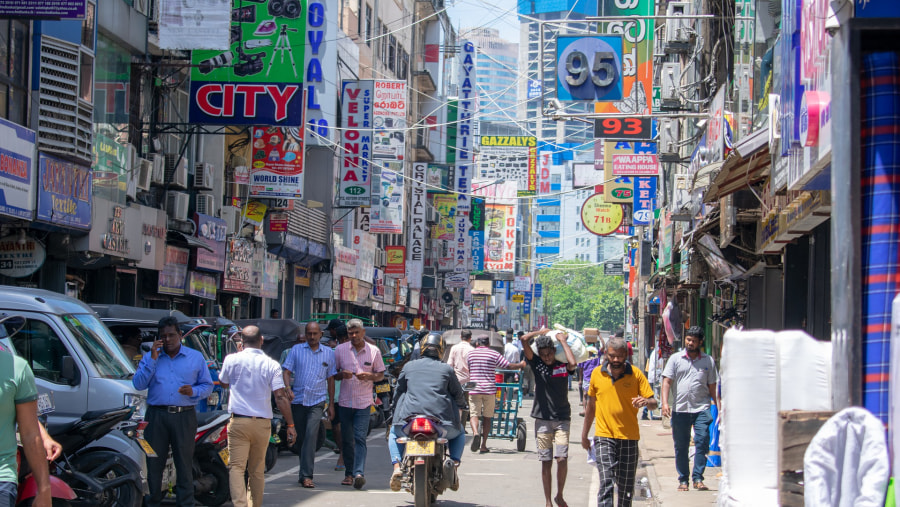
[413,69,437,94]
[416,0,443,18]
[414,129,434,162]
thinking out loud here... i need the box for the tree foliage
[539,260,624,333]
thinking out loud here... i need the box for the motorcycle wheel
[413,461,431,507]
[265,443,278,472]
[516,419,527,452]
[68,452,141,507]
[194,458,230,507]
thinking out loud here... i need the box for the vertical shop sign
[351,229,376,282]
[36,154,92,229]
[250,125,304,198]
[632,176,657,225]
[469,197,485,272]
[0,118,35,220]
[159,246,189,295]
[370,166,404,233]
[455,40,476,274]
[538,151,552,194]
[484,203,517,272]
[305,0,338,144]
[189,0,307,125]
[372,80,407,160]
[595,0,654,116]
[407,163,426,288]
[339,80,374,206]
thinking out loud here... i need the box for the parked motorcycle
[16,394,78,507]
[132,410,231,506]
[395,414,458,507]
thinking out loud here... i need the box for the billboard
[189,0,307,125]
[250,126,304,198]
[372,80,407,160]
[594,0,655,116]
[573,162,605,188]
[484,203,516,273]
[431,194,456,240]
[0,118,35,220]
[338,80,374,206]
[370,166,404,234]
[36,154,92,230]
[475,136,537,195]
[159,0,230,50]
[556,35,624,101]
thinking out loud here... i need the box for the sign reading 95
[556,35,624,102]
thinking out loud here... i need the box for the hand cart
[490,369,527,451]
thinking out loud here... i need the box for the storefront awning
[704,127,771,203]
[169,231,214,253]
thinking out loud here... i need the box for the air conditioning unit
[165,191,190,221]
[150,154,165,185]
[219,206,241,235]
[137,158,152,191]
[664,1,693,51]
[194,162,214,190]
[164,153,188,189]
[196,193,216,216]
[426,207,440,224]
[375,248,386,267]
[660,62,683,110]
[658,119,681,162]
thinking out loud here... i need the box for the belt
[231,414,270,420]
[149,405,194,413]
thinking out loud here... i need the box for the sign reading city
[556,36,623,101]
[189,0,307,125]
[581,193,624,236]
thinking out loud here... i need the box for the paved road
[251,389,655,506]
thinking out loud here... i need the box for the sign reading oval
[580,193,624,236]
[0,235,46,278]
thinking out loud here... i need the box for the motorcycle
[132,410,231,506]
[16,394,79,507]
[265,413,282,472]
[395,414,458,507]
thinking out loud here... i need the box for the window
[381,25,388,64]
[398,48,408,80]
[80,51,94,103]
[375,19,382,61]
[388,35,396,72]
[11,319,75,385]
[365,5,372,47]
[81,1,95,50]
[0,19,29,125]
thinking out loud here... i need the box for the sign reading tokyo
[556,35,623,101]
[190,0,306,125]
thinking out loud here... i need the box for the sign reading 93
[556,35,624,101]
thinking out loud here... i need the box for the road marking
[367,491,405,494]
[265,429,388,483]
[462,472,505,476]
[265,466,299,483]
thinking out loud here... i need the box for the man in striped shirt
[334,319,385,489]
[466,336,525,453]
[282,321,336,489]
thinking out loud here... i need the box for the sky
[447,0,521,43]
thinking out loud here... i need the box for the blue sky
[448,0,521,42]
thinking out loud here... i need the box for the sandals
[353,474,366,490]
[470,434,481,452]
[334,464,345,471]
[677,483,690,491]
[301,478,315,488]
[694,481,709,491]
[390,469,403,492]
[341,476,354,486]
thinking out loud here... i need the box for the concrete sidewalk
[637,418,718,506]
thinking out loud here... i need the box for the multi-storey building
[460,27,519,130]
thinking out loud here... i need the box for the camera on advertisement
[198,51,233,74]
[268,0,301,18]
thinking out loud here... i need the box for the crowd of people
[1,314,717,507]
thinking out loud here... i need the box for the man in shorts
[466,336,524,453]
[521,328,577,507]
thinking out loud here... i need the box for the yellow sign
[479,136,537,147]
[581,193,624,236]
[241,201,268,225]
[511,294,525,303]
[603,141,635,203]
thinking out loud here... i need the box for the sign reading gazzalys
[339,80,374,207]
[189,0,307,125]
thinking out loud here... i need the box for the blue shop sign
[0,118,35,220]
[36,153,91,230]
[855,0,900,17]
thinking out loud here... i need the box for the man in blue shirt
[282,321,336,488]
[133,316,213,507]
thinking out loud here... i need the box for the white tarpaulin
[158,0,230,50]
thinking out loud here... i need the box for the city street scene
[0,0,895,506]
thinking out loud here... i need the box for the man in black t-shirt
[520,328,578,507]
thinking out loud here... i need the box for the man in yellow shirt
[581,337,657,507]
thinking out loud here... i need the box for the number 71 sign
[557,36,624,101]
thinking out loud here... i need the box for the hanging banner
[242,200,268,225]
[431,194,456,240]
[187,271,218,300]
[159,246,189,295]
[456,41,476,274]
[0,118,35,220]
[370,166,404,233]
[338,80,374,206]
[250,126,304,198]
[475,136,537,195]
[372,80,407,160]
[223,239,254,293]
[36,154,92,230]
[305,0,338,145]
[158,0,230,50]
[406,163,427,288]
[632,176,657,225]
[469,197,485,272]
[594,0,655,116]
[189,0,307,125]
[260,253,281,299]
[352,229,376,282]
[581,193,624,236]
[484,202,517,273]
[385,246,406,275]
[194,213,227,272]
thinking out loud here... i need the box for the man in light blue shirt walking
[282,321,337,488]
[133,316,213,507]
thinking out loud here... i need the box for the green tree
[539,260,624,333]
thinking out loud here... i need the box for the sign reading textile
[36,154,92,230]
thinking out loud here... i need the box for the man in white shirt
[503,329,521,382]
[219,325,297,507]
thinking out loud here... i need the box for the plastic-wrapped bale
[776,330,832,412]
[719,328,779,505]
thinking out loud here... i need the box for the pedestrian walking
[324,319,349,471]
[503,329,520,382]
[581,337,657,507]
[466,336,524,453]
[334,318,385,489]
[282,321,337,488]
[1,346,51,507]
[447,330,474,385]
[661,326,718,492]
[133,316,214,507]
[520,328,577,507]
[219,325,297,507]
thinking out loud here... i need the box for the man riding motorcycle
[388,333,466,492]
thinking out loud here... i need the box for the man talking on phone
[133,316,213,507]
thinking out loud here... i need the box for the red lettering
[346,88,361,100]
[348,102,359,113]
[237,85,266,117]
[266,85,298,122]
[196,84,223,116]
